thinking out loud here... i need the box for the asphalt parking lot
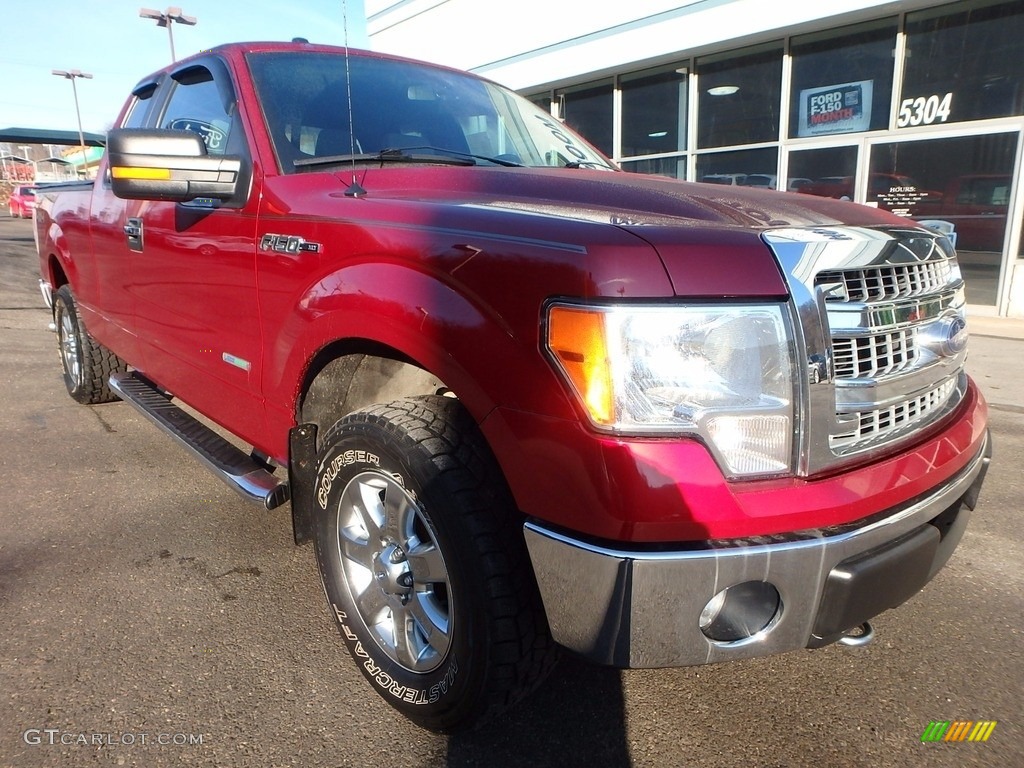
[1,213,1021,767]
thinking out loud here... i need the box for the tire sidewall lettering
[316,449,381,509]
[314,435,466,713]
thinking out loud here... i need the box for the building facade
[368,0,1024,316]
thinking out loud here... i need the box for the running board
[109,372,290,510]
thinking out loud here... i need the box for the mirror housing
[107,128,242,203]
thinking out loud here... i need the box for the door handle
[124,217,144,252]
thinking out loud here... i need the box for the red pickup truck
[35,42,990,732]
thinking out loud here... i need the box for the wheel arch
[277,260,565,546]
[298,338,452,449]
[48,253,69,291]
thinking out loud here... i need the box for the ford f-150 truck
[35,42,991,732]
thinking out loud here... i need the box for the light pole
[139,7,197,62]
[51,69,93,178]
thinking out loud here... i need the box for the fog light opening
[699,581,782,643]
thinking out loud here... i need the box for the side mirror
[107,128,242,203]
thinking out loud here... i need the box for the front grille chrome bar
[762,226,967,477]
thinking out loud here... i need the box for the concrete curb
[968,314,1024,341]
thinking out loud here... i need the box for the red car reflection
[8,185,37,217]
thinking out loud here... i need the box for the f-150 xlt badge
[260,234,321,254]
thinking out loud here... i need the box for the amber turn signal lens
[546,306,615,425]
[111,166,172,180]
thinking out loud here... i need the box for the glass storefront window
[789,19,896,138]
[527,93,552,114]
[902,0,1024,127]
[557,80,613,157]
[1019,209,1024,258]
[696,147,778,187]
[788,146,859,197]
[621,156,686,179]
[697,43,782,149]
[869,132,1018,305]
[621,65,687,158]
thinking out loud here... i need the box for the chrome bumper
[524,431,991,668]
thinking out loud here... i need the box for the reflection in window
[697,43,782,149]
[696,147,778,187]
[903,1,1024,126]
[788,146,858,197]
[527,92,552,114]
[161,70,233,155]
[621,65,687,158]
[557,81,613,157]
[870,132,1018,305]
[789,19,896,138]
[621,156,686,179]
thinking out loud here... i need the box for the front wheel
[312,395,556,732]
[53,285,126,404]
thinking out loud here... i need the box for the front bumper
[524,430,991,668]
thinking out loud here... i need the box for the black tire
[53,285,126,404]
[312,395,556,732]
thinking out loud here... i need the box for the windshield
[247,51,615,173]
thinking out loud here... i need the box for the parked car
[8,185,36,217]
[701,172,747,185]
[742,173,777,189]
[912,174,1010,251]
[35,41,991,732]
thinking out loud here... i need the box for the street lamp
[51,69,93,178]
[139,7,197,62]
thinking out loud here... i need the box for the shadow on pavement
[444,654,631,767]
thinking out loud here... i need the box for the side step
[109,372,290,510]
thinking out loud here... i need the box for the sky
[1,1,369,135]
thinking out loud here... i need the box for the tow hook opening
[837,621,874,648]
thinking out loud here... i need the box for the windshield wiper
[294,146,505,171]
[564,160,610,169]
[378,145,523,167]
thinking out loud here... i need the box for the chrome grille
[818,260,953,303]
[762,226,968,476]
[830,379,958,451]
[833,330,916,379]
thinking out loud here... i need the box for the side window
[160,66,234,155]
[121,84,157,129]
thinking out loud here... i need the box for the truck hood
[346,165,906,231]
[327,166,909,297]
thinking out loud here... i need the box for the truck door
[79,79,163,365]
[128,59,266,445]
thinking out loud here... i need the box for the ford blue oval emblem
[944,315,968,356]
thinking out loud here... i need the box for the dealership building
[368,0,1024,317]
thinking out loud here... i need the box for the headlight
[545,303,796,478]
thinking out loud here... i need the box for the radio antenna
[342,0,366,197]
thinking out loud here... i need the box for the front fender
[265,260,577,436]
